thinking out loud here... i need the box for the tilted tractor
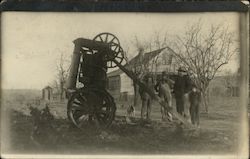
[66,32,192,129]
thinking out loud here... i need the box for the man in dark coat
[173,67,192,116]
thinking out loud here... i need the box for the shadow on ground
[6,108,238,155]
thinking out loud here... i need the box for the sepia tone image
[1,12,248,158]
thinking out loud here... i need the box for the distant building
[107,48,176,100]
[42,86,53,100]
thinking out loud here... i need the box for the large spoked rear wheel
[67,89,116,129]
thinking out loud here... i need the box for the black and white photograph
[1,4,249,158]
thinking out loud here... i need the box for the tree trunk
[201,89,209,113]
[133,80,139,107]
[60,81,64,101]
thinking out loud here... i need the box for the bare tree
[167,21,238,113]
[55,53,70,100]
[128,33,169,106]
[150,31,169,75]
[48,79,60,99]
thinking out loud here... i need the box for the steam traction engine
[67,33,125,128]
[67,32,193,129]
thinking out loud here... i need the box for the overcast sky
[2,12,240,89]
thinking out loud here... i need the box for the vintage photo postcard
[0,1,249,159]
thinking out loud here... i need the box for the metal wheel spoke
[107,62,110,67]
[105,34,108,42]
[77,115,91,126]
[111,43,119,51]
[71,105,84,111]
[78,115,89,122]
[73,100,81,106]
[97,109,107,114]
[116,52,123,57]
[110,42,119,47]
[109,63,113,68]
[99,36,104,42]
[110,42,120,46]
[96,113,107,122]
[73,111,86,123]
[76,94,86,103]
[109,37,116,44]
[114,46,119,52]
[116,56,123,60]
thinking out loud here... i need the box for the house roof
[42,86,53,90]
[127,47,166,66]
[107,47,166,77]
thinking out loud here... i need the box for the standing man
[139,74,155,121]
[173,67,189,116]
[183,71,193,119]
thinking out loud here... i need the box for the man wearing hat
[173,67,192,116]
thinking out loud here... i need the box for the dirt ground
[1,94,241,155]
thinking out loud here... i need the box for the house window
[108,76,120,91]
[162,53,173,65]
[120,92,128,101]
[162,53,167,65]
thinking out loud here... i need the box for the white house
[107,48,177,100]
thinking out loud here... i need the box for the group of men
[139,67,201,127]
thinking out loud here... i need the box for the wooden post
[238,11,249,156]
